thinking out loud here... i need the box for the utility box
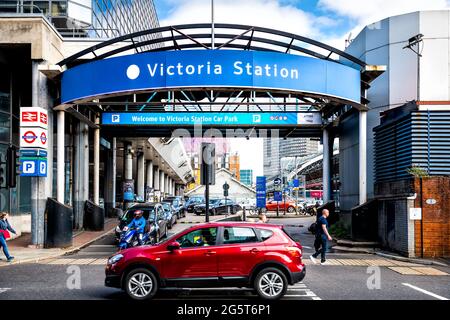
[84,200,105,231]
[45,198,73,248]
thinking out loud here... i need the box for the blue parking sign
[20,158,47,177]
[256,176,267,209]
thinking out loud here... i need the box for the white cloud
[319,0,450,24]
[317,0,450,50]
[160,0,330,39]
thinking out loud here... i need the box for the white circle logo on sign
[126,65,140,80]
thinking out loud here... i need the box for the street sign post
[256,177,266,211]
[223,182,230,215]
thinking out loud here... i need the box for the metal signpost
[274,178,282,217]
[256,176,266,214]
[201,143,215,223]
[19,107,48,178]
[223,182,230,215]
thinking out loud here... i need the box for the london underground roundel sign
[61,50,361,105]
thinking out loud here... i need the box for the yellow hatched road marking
[410,267,449,276]
[363,259,393,267]
[69,258,97,265]
[47,259,77,265]
[388,267,425,275]
[89,259,108,266]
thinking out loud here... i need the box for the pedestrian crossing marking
[68,258,97,265]
[89,259,107,265]
[410,267,449,276]
[389,260,422,267]
[46,258,77,265]
[388,267,427,275]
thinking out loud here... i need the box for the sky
[154,0,450,181]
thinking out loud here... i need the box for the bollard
[243,207,246,222]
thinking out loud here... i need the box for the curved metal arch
[58,23,366,69]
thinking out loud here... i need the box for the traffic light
[0,153,6,188]
[7,145,18,188]
[200,143,216,186]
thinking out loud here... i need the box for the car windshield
[122,208,156,224]
[162,203,171,211]
[187,198,203,205]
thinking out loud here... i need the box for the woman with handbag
[0,212,16,262]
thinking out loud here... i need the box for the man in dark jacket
[0,212,17,262]
[310,209,332,265]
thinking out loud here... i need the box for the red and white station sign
[20,127,48,149]
[20,107,48,130]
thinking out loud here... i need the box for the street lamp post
[403,34,424,102]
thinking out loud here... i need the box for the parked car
[184,196,205,213]
[161,202,177,229]
[115,203,169,243]
[266,199,297,213]
[105,222,305,300]
[194,198,241,216]
[164,196,186,218]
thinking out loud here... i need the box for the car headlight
[115,226,121,233]
[108,254,124,265]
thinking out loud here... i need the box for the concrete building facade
[341,10,450,217]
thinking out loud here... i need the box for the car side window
[176,228,218,248]
[157,207,164,220]
[222,227,258,245]
[257,229,274,241]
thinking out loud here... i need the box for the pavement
[0,210,241,267]
[0,218,118,267]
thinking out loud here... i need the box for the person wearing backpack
[310,209,332,265]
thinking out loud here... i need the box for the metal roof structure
[55,23,383,138]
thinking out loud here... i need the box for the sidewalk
[0,218,117,267]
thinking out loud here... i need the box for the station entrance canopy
[55,23,381,138]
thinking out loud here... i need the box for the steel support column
[56,110,65,203]
[125,144,133,180]
[30,61,53,246]
[93,114,100,205]
[112,138,117,209]
[136,153,145,199]
[154,166,160,191]
[322,128,332,203]
[146,160,154,189]
[359,110,368,204]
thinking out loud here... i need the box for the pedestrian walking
[258,212,268,223]
[310,209,332,265]
[0,212,17,262]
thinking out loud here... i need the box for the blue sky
[152,0,450,179]
[154,0,450,50]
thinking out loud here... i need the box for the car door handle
[250,248,259,254]
[205,251,217,256]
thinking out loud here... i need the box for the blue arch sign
[61,50,361,104]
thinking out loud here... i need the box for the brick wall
[413,177,450,258]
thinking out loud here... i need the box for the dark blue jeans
[0,234,12,259]
[313,235,328,262]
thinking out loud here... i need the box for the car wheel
[254,267,288,300]
[125,268,158,301]
[287,206,295,213]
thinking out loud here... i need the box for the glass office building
[240,169,253,187]
[0,0,160,38]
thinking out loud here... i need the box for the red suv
[105,222,305,300]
